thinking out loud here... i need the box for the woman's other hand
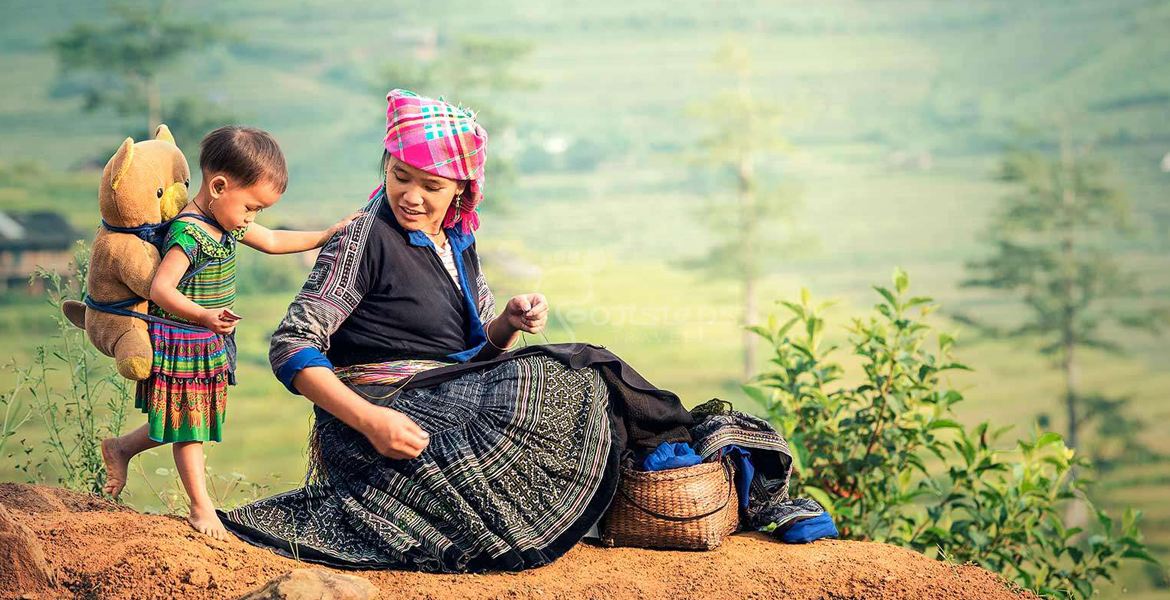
[360,405,430,459]
[503,293,548,334]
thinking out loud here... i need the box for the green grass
[1,0,1168,596]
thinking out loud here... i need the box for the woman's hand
[359,405,430,459]
[502,293,548,334]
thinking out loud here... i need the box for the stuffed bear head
[100,124,190,227]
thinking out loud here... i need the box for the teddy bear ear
[154,124,176,145]
[109,137,135,191]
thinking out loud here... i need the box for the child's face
[206,174,281,231]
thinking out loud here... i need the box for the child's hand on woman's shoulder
[310,210,364,249]
[327,210,364,237]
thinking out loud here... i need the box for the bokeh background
[1,1,1168,596]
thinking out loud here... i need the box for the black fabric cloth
[401,342,695,453]
[687,399,825,531]
[221,345,692,572]
[324,200,484,367]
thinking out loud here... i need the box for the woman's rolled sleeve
[474,251,497,325]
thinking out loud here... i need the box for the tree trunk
[1058,136,1079,450]
[1061,223,1078,450]
[738,156,757,381]
[146,75,161,133]
[1063,334,1079,450]
[744,271,757,381]
[1056,134,1088,530]
[1063,331,1088,527]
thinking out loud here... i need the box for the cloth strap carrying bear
[61,124,203,380]
[82,212,225,333]
[98,217,173,249]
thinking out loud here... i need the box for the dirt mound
[0,483,1033,600]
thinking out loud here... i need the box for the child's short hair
[199,126,289,193]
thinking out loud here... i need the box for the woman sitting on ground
[220,89,693,572]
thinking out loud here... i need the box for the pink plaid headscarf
[383,89,489,234]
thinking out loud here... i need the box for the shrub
[745,268,1156,599]
[136,462,275,514]
[8,242,129,495]
[0,366,32,460]
[7,242,281,512]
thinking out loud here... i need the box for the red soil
[0,483,1034,600]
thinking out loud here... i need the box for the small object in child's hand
[221,309,243,321]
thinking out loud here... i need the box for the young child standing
[100,126,357,540]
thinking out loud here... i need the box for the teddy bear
[62,124,190,380]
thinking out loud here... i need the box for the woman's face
[384,156,466,233]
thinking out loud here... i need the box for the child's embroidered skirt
[135,320,230,443]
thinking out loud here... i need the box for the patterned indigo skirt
[221,353,620,572]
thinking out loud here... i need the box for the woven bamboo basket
[599,458,738,550]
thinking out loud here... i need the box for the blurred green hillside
[1,1,1168,596]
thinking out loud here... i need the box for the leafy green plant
[136,460,276,514]
[8,243,280,513]
[0,362,33,460]
[745,268,1157,599]
[10,242,129,495]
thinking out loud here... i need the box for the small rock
[0,503,56,594]
[183,567,211,587]
[236,568,377,600]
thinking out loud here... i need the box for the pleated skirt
[221,353,619,572]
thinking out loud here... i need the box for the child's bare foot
[101,438,129,497]
[187,503,229,541]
